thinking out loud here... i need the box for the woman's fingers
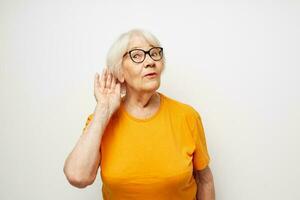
[94,73,100,90]
[111,73,116,90]
[100,68,106,90]
[106,69,112,89]
[98,67,119,93]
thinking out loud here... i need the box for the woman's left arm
[193,166,216,200]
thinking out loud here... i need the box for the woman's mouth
[145,73,157,78]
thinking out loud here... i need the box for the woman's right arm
[63,68,122,188]
[63,105,111,188]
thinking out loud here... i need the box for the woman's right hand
[94,68,122,117]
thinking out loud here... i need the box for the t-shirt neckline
[120,92,164,123]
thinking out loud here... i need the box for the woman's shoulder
[161,93,203,132]
[161,92,200,117]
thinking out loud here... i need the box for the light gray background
[1,0,299,199]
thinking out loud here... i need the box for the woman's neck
[122,90,159,110]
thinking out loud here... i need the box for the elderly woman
[63,29,215,200]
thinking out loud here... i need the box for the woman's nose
[143,54,155,68]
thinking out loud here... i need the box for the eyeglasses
[123,47,163,63]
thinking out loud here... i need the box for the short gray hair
[105,28,166,78]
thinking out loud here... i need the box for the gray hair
[105,28,166,79]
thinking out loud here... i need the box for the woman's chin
[142,83,160,92]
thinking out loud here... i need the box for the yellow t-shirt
[83,92,211,200]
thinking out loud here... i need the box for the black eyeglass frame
[123,47,164,63]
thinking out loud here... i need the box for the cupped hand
[94,68,122,117]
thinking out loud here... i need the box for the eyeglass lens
[130,47,163,63]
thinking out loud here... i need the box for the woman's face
[121,34,164,94]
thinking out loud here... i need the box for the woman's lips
[145,73,157,78]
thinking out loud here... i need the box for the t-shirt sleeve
[189,109,211,170]
[82,113,94,133]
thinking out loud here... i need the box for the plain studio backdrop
[0,0,299,199]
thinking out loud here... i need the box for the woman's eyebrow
[129,45,154,51]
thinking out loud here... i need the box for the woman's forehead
[128,45,154,51]
[128,35,154,50]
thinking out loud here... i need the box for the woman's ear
[115,67,126,97]
[116,68,125,83]
[118,75,124,83]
